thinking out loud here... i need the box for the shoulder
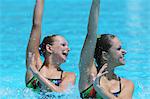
[63,72,76,85]
[119,78,134,98]
[64,72,76,79]
[121,78,134,91]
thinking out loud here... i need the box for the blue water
[0,0,150,98]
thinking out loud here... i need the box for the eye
[117,46,121,50]
[61,43,66,46]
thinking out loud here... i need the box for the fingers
[97,71,108,78]
[99,63,107,73]
[93,63,108,87]
[101,71,108,76]
[97,63,108,77]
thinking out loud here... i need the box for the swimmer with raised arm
[25,0,76,92]
[79,0,134,98]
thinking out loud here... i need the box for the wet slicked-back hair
[39,34,58,57]
[94,34,116,71]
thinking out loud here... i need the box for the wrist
[94,76,101,86]
[33,69,39,77]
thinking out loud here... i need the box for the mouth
[120,55,124,59]
[120,55,125,64]
[62,51,68,57]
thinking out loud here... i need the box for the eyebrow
[116,45,121,50]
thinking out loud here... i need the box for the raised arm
[26,0,44,84]
[79,0,100,73]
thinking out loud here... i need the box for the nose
[66,46,70,52]
[122,49,127,55]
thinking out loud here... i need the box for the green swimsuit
[80,77,122,99]
[80,84,103,99]
[26,66,63,92]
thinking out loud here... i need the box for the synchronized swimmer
[79,0,134,98]
[25,0,76,92]
[25,0,134,98]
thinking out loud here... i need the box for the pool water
[0,0,150,98]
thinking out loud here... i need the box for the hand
[93,63,108,85]
[97,63,108,78]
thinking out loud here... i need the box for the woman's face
[50,36,70,63]
[107,37,126,66]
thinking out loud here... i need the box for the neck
[104,64,117,80]
[44,57,60,70]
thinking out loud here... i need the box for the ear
[102,51,108,61]
[46,44,52,54]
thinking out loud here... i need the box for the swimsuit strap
[57,68,63,79]
[46,68,63,80]
[58,70,63,79]
[38,64,45,71]
[80,84,93,94]
[80,84,95,98]
[26,64,44,85]
[46,69,63,86]
[119,77,121,93]
[112,76,122,97]
[80,84,103,98]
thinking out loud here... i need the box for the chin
[119,58,125,65]
[120,62,125,65]
[62,59,66,63]
[116,62,125,66]
[57,58,66,64]
[61,58,67,63]
[59,55,67,63]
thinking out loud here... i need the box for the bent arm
[34,71,76,92]
[93,78,118,99]
[79,0,100,73]
[26,0,44,84]
[29,53,76,92]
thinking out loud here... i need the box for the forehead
[110,37,121,48]
[53,36,68,43]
